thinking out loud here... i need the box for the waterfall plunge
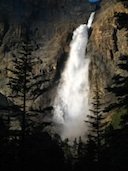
[53,13,95,140]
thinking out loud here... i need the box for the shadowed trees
[7,40,41,141]
[106,55,128,125]
[81,55,128,171]
[102,55,128,171]
[72,79,108,171]
[85,79,107,170]
[3,39,68,171]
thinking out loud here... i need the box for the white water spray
[53,12,95,140]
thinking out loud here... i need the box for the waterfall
[53,12,95,140]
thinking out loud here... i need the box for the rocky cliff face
[0,0,127,120]
[0,0,90,113]
[88,1,128,108]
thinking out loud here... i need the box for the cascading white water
[53,12,95,140]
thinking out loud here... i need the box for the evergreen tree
[101,55,128,171]
[74,137,87,171]
[86,79,107,170]
[7,40,40,140]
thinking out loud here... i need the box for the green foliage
[102,55,128,171]
[111,108,127,129]
[106,55,128,110]
[106,55,128,129]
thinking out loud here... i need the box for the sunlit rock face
[88,1,128,110]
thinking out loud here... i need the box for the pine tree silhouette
[7,40,40,140]
[86,78,107,170]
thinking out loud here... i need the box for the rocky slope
[0,0,91,127]
[88,1,128,108]
[0,0,128,124]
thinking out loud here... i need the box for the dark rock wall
[0,0,89,109]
